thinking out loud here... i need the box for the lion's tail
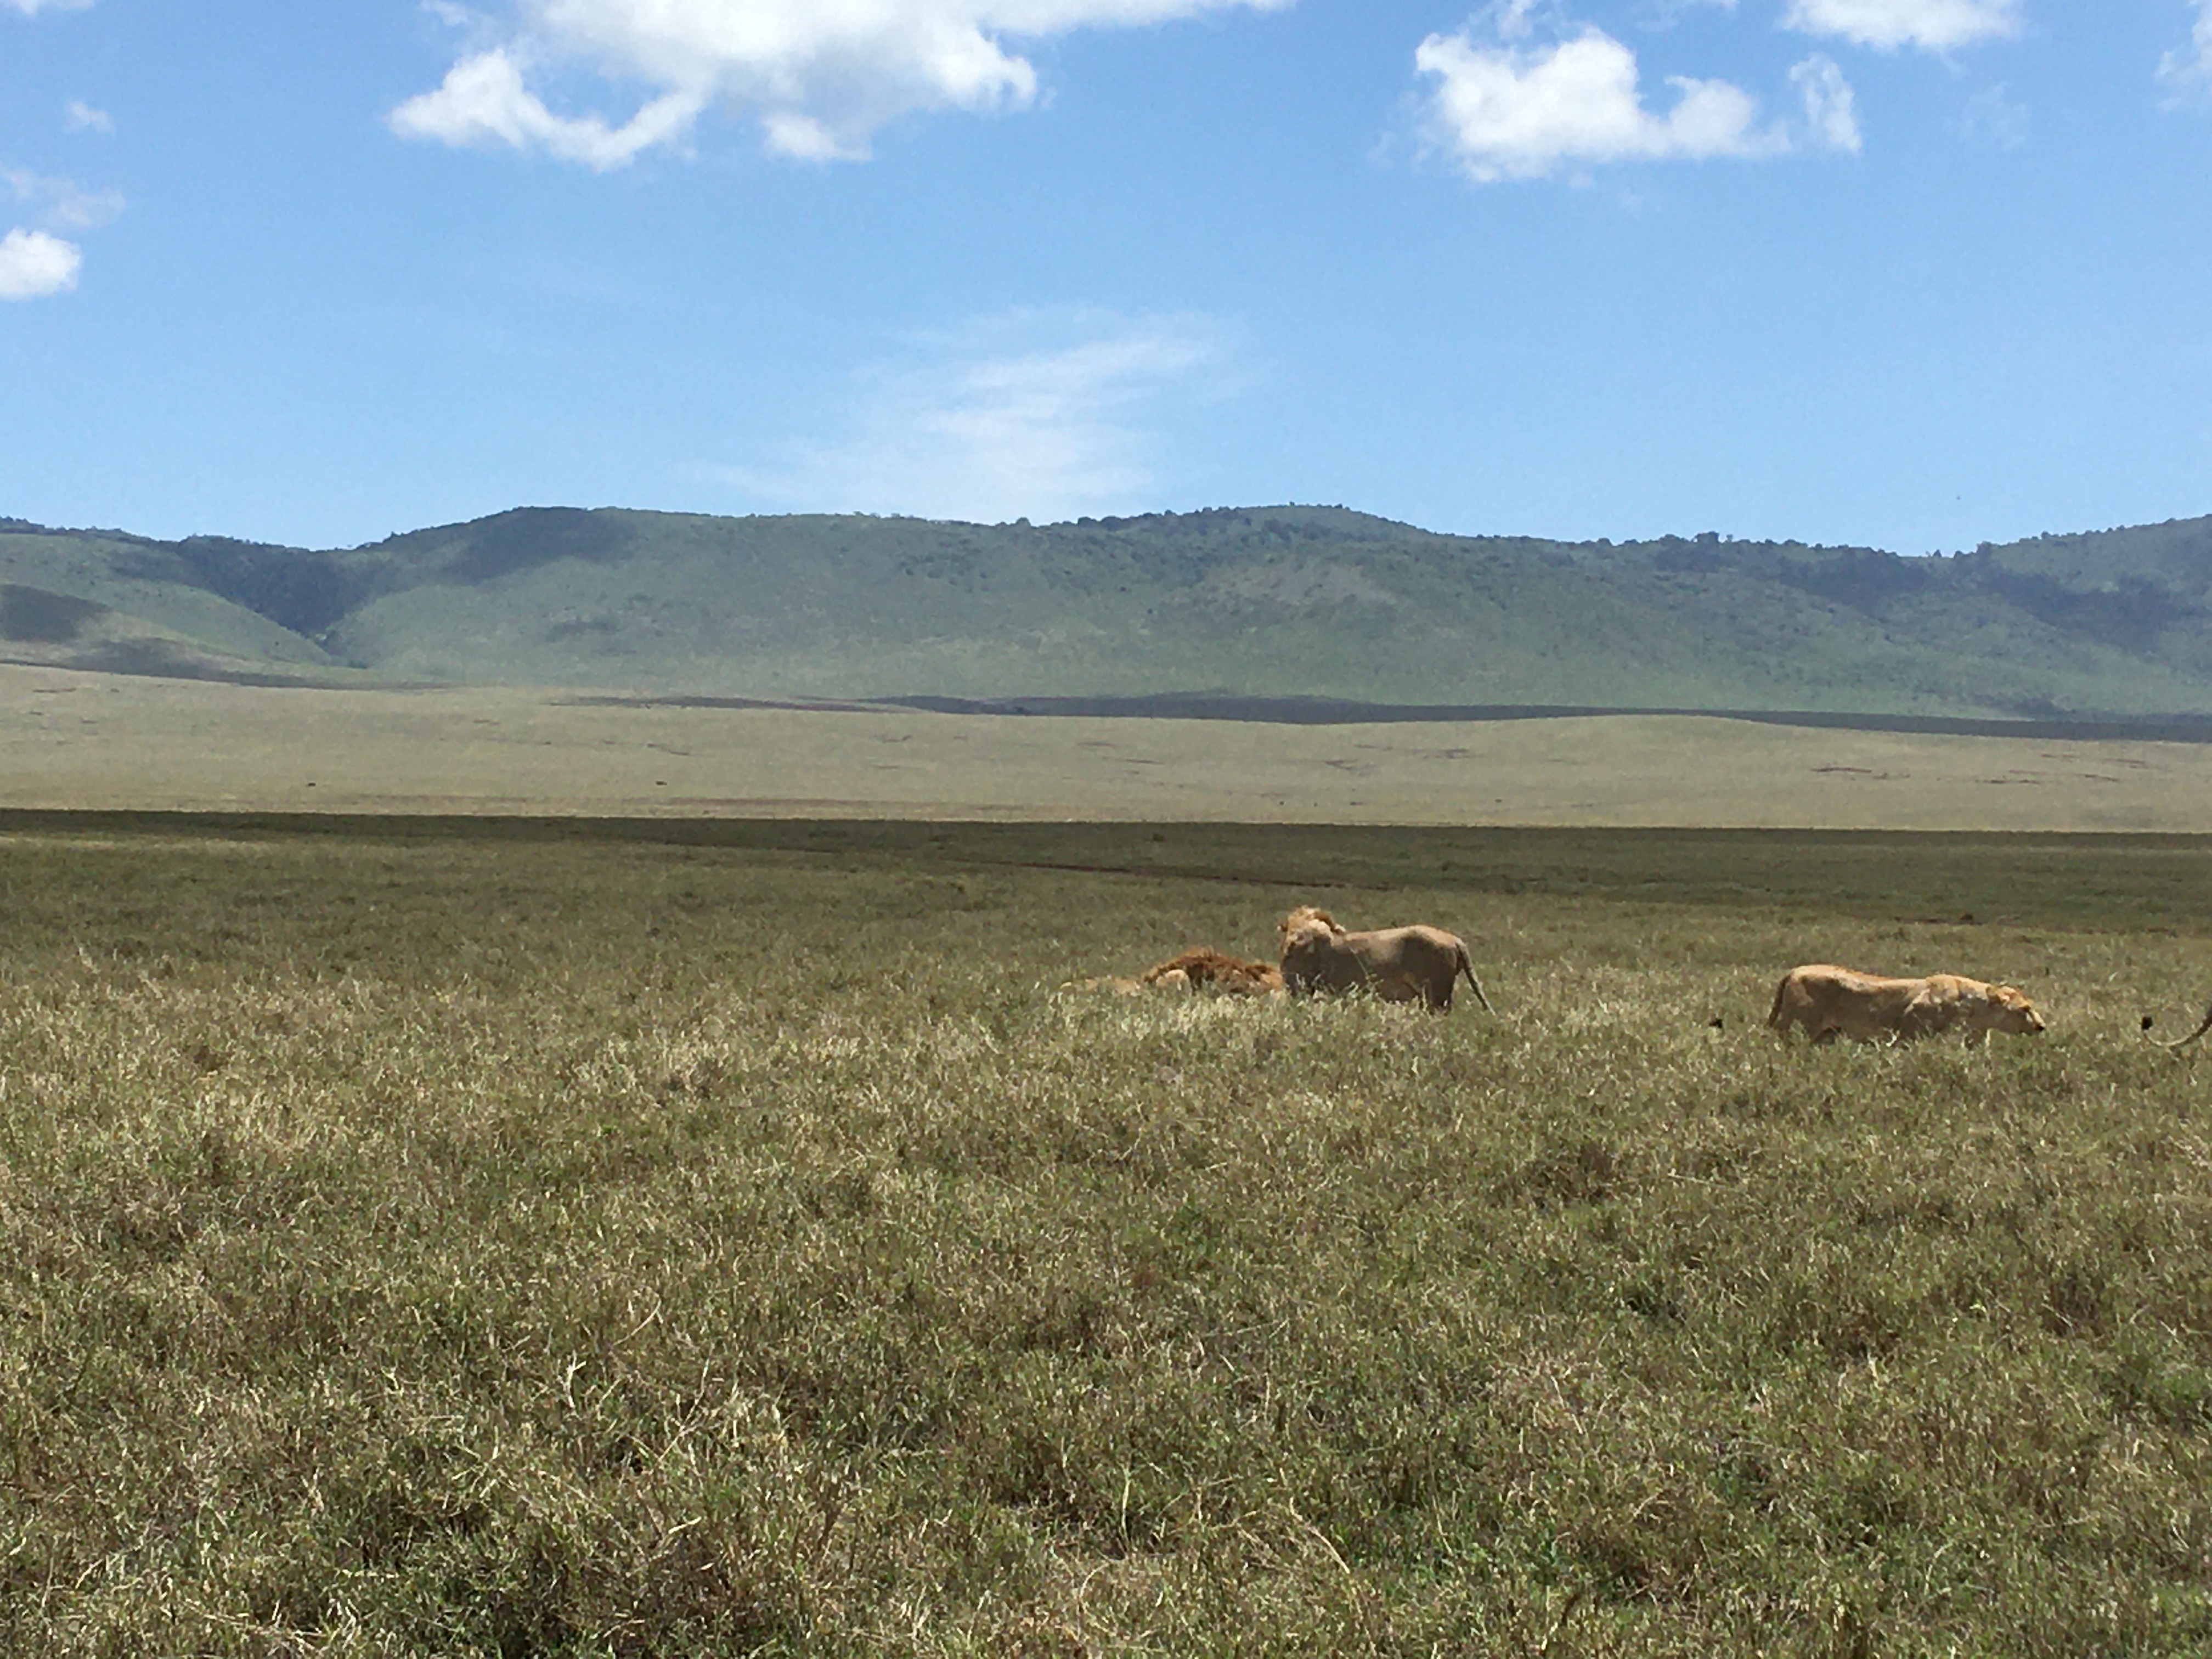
[1767,973,1792,1031]
[2148,1000,2212,1051]
[1457,946,1496,1015]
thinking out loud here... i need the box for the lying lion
[1276,905,1494,1014]
[1059,946,1283,998]
[1141,947,1284,995]
[1767,963,2046,1046]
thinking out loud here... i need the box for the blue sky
[3,0,2210,555]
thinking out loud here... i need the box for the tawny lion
[1767,964,2046,1046]
[1276,905,1494,1014]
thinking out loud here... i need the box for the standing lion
[1277,905,1494,1014]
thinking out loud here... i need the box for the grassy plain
[4,664,2212,830]
[4,819,2212,1655]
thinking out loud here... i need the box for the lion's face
[1982,985,2046,1034]
[1982,982,2044,1035]
[1278,906,1339,944]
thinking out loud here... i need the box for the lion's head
[1980,984,2046,1035]
[1278,905,1341,945]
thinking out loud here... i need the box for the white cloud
[1415,20,1863,182]
[64,100,113,133]
[724,311,1223,523]
[2159,2,2212,101]
[1415,30,1768,182]
[394,0,1288,168]
[1,168,119,296]
[392,49,707,171]
[1783,0,2020,52]
[0,227,81,298]
[3,0,93,14]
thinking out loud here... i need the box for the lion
[1767,964,2046,1046]
[1139,947,1284,995]
[1058,947,1283,998]
[1276,905,1494,1014]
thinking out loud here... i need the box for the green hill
[4,505,2211,718]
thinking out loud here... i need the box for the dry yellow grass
[4,821,2211,1655]
[3,664,2209,828]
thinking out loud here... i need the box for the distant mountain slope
[0,524,348,682]
[3,506,2210,718]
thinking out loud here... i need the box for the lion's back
[1772,964,1925,1037]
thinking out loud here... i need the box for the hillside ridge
[2,504,2209,719]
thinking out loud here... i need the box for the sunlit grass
[2,823,2209,1654]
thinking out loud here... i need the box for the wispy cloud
[1955,82,2028,147]
[392,0,1289,170]
[1414,7,1857,183]
[64,100,113,133]
[3,0,93,14]
[1791,54,1862,152]
[721,312,1226,524]
[1633,0,1740,26]
[4,167,123,229]
[1783,0,2021,53]
[0,227,81,298]
[2159,1,2212,103]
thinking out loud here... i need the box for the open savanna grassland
[5,662,2212,830]
[4,819,2212,1656]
